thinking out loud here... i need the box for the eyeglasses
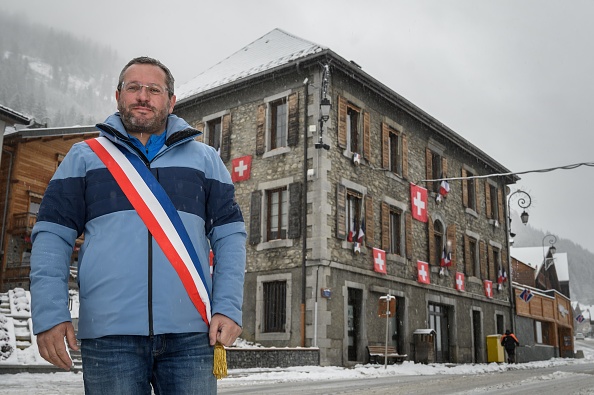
[120,81,168,96]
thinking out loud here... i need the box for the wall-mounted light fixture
[542,234,557,270]
[507,189,531,240]
[315,65,331,151]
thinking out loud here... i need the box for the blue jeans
[81,333,216,395]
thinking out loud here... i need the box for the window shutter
[475,178,481,214]
[336,184,347,239]
[220,114,231,163]
[363,111,371,163]
[464,234,471,275]
[485,182,492,219]
[425,148,433,192]
[405,212,413,259]
[498,188,505,226]
[337,95,347,149]
[402,134,408,180]
[480,240,487,279]
[442,157,448,177]
[249,191,262,245]
[381,123,389,169]
[446,224,456,267]
[256,103,266,155]
[428,215,435,265]
[287,92,299,147]
[288,182,302,239]
[381,201,390,251]
[462,169,468,208]
[488,245,495,281]
[365,195,374,247]
[501,248,508,277]
[194,122,204,143]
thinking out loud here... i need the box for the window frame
[389,207,403,256]
[266,186,288,242]
[256,273,292,341]
[269,97,288,150]
[388,127,402,175]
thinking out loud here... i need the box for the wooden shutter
[249,191,262,245]
[287,92,299,147]
[288,182,302,239]
[363,111,371,163]
[405,212,413,259]
[381,201,390,251]
[337,95,347,149]
[488,245,495,281]
[442,157,448,178]
[462,168,468,208]
[336,184,347,239]
[381,123,389,169]
[480,240,487,279]
[425,148,433,192]
[402,134,408,180]
[428,215,435,265]
[365,194,374,247]
[446,224,456,268]
[498,188,505,225]
[475,178,481,214]
[256,103,266,155]
[464,234,471,275]
[485,182,492,219]
[194,122,204,143]
[220,114,231,163]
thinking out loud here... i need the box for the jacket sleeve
[204,148,247,326]
[29,144,87,334]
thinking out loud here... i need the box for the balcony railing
[10,212,37,234]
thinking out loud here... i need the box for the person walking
[30,56,246,394]
[501,329,520,363]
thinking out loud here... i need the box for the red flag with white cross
[372,248,387,274]
[484,280,493,298]
[455,272,465,292]
[410,183,428,223]
[417,260,430,284]
[231,155,252,182]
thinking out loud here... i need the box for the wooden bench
[367,345,407,364]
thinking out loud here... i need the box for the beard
[117,98,170,135]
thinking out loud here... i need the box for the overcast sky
[3,0,594,252]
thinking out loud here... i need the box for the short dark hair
[117,56,175,98]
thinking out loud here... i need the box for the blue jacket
[30,113,246,339]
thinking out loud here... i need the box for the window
[496,314,504,334]
[206,117,222,152]
[492,248,500,281]
[489,184,499,220]
[467,170,476,211]
[269,97,288,150]
[433,220,444,266]
[347,106,360,153]
[266,187,288,241]
[346,190,362,240]
[465,236,478,277]
[389,208,402,255]
[388,129,400,174]
[263,280,286,333]
[431,152,442,191]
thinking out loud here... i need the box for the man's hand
[209,314,242,347]
[36,322,79,371]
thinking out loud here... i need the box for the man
[30,56,246,394]
[500,329,520,364]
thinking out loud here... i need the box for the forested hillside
[0,13,123,126]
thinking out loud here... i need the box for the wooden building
[0,126,97,291]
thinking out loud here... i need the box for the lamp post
[542,234,557,270]
[506,189,532,333]
[315,65,331,150]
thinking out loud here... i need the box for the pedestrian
[29,56,246,394]
[500,329,520,363]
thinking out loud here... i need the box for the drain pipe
[300,78,309,347]
[1,149,14,266]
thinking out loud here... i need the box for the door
[472,310,482,363]
[347,288,362,361]
[428,303,450,362]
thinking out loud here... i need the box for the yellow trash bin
[486,334,504,363]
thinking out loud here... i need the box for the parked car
[576,333,585,340]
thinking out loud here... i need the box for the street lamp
[542,234,557,270]
[507,190,531,239]
[315,65,331,151]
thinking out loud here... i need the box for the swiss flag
[231,155,252,182]
[455,272,465,291]
[373,248,387,274]
[417,261,430,284]
[484,280,493,298]
[410,183,428,223]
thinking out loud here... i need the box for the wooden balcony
[10,212,37,235]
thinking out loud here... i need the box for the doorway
[347,288,362,361]
[428,303,450,362]
[472,310,482,363]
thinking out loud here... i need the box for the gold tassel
[213,342,228,379]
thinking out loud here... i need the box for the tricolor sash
[85,137,211,325]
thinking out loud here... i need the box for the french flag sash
[85,137,211,325]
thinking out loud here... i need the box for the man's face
[116,64,176,135]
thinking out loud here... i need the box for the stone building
[174,28,517,366]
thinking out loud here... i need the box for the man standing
[30,56,246,394]
[501,329,520,363]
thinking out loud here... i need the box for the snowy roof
[176,28,326,102]
[0,104,30,125]
[511,247,568,281]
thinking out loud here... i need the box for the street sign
[378,297,396,318]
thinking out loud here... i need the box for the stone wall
[227,347,320,369]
